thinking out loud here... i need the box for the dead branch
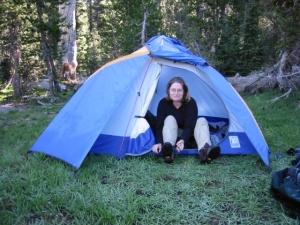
[228,44,300,97]
[37,100,46,106]
[281,71,300,78]
[268,88,292,103]
[1,73,14,91]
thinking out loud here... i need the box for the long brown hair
[165,77,191,103]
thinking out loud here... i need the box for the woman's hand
[152,143,162,154]
[176,140,185,152]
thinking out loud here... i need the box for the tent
[30,35,270,169]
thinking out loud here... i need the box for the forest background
[0,0,300,97]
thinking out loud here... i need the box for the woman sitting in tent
[151,76,220,164]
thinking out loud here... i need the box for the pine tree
[0,0,24,96]
[76,0,90,74]
[87,0,162,69]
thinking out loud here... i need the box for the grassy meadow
[1,88,300,225]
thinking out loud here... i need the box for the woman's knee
[196,117,208,126]
[164,115,176,124]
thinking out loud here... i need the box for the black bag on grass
[270,167,300,219]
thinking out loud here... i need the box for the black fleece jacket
[155,97,198,144]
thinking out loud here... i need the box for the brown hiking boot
[199,143,220,164]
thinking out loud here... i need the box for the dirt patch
[0,102,28,114]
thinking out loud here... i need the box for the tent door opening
[145,60,229,150]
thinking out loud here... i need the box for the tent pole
[117,58,153,158]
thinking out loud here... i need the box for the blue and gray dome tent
[31,35,270,169]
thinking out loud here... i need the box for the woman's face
[169,82,184,101]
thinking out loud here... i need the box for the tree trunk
[46,61,54,96]
[49,56,62,93]
[36,1,62,96]
[141,10,147,46]
[8,12,22,97]
[59,0,78,82]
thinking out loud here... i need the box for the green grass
[1,90,300,224]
